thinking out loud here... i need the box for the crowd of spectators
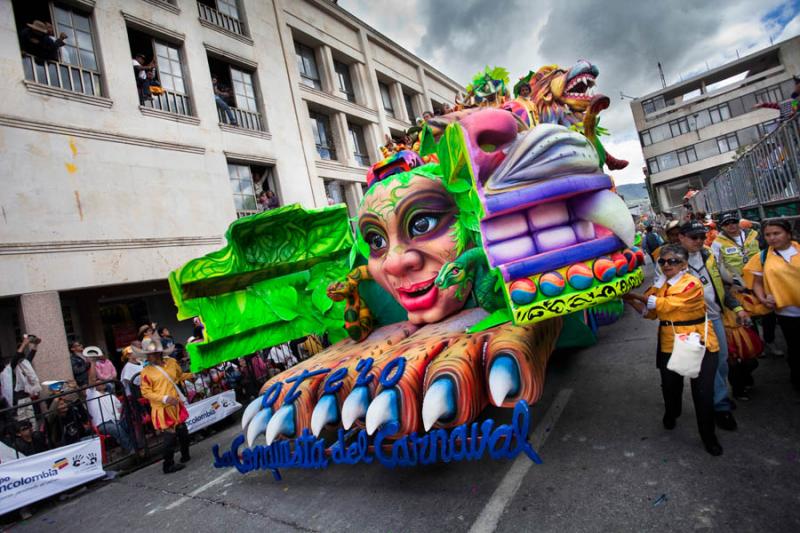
[0,317,327,466]
[628,214,799,456]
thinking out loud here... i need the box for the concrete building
[630,36,800,215]
[0,0,461,380]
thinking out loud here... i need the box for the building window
[708,103,731,124]
[669,117,690,137]
[403,92,416,122]
[677,146,697,166]
[656,151,679,172]
[16,2,102,97]
[641,130,652,146]
[197,0,246,36]
[641,95,673,115]
[754,86,783,104]
[127,28,192,115]
[349,123,369,166]
[334,60,355,102]
[295,42,321,90]
[647,158,659,174]
[228,163,258,218]
[379,82,394,117]
[716,133,738,153]
[309,111,336,160]
[208,56,264,131]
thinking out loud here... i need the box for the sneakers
[715,411,738,431]
[163,463,186,474]
[662,414,676,430]
[765,343,785,357]
[180,453,191,464]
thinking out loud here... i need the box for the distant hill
[616,183,648,201]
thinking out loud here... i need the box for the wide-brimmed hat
[665,220,681,233]
[82,346,104,358]
[138,324,154,336]
[131,338,174,357]
[26,20,49,34]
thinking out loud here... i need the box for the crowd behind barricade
[628,212,800,456]
[0,318,329,469]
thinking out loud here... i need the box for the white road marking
[468,388,573,533]
[164,469,237,510]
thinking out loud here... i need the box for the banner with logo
[186,390,241,434]
[0,438,104,514]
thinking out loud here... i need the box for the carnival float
[169,61,644,474]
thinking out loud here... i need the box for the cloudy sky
[341,0,800,185]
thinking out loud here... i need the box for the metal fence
[690,113,800,219]
[21,53,102,98]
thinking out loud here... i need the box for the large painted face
[358,173,471,325]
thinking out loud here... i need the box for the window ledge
[316,159,369,174]
[24,81,112,109]
[299,85,377,117]
[140,0,180,14]
[198,18,254,46]
[139,106,200,125]
[219,123,271,139]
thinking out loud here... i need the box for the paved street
[12,300,800,532]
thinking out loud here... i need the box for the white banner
[0,438,105,514]
[186,390,241,434]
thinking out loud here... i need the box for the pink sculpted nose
[459,108,519,182]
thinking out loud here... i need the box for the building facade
[630,36,800,215]
[0,0,461,380]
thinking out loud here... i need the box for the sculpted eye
[409,214,440,237]
[365,231,387,252]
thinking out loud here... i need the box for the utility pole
[657,62,666,89]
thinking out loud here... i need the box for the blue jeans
[215,95,237,124]
[710,317,731,412]
[98,421,134,452]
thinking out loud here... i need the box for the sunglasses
[657,258,684,266]
[684,234,705,240]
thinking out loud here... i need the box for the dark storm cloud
[536,0,775,134]
[416,0,528,79]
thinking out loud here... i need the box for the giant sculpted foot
[242,309,562,446]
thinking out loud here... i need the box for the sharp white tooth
[422,379,455,431]
[265,405,294,445]
[489,361,517,406]
[365,389,398,436]
[571,189,635,247]
[341,386,369,429]
[242,395,264,431]
[311,395,339,437]
[246,408,272,447]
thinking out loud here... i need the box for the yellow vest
[714,230,760,276]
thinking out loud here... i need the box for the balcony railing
[21,53,101,97]
[217,106,264,132]
[316,144,337,160]
[198,2,245,35]
[354,152,370,167]
[143,89,192,116]
[688,113,800,216]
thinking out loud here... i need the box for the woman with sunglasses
[744,218,800,390]
[623,244,723,456]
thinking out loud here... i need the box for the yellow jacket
[140,357,193,430]
[645,272,719,353]
[743,242,800,310]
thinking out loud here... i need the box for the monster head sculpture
[530,59,599,125]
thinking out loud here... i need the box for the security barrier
[690,113,800,220]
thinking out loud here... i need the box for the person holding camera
[13,335,42,420]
